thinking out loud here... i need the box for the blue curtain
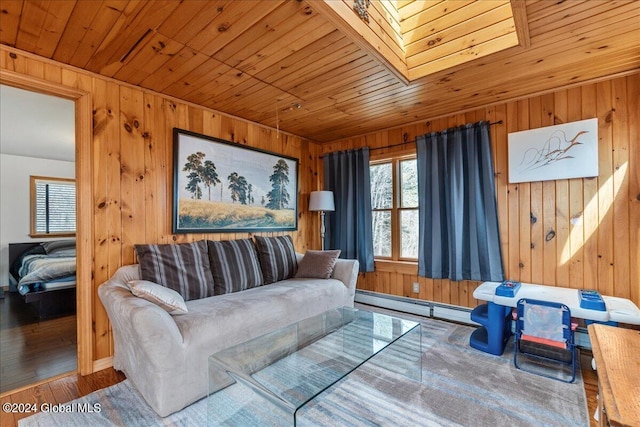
[323,148,375,272]
[416,121,504,281]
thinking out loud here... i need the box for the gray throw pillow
[253,235,297,284]
[207,239,264,295]
[295,250,341,279]
[134,241,214,301]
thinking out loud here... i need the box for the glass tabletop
[208,307,421,426]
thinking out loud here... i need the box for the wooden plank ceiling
[1,0,638,143]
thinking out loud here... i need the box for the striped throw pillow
[207,239,264,295]
[253,235,297,284]
[134,241,214,301]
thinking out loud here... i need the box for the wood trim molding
[92,356,114,373]
[370,147,416,161]
[374,259,418,275]
[0,69,94,376]
[510,0,531,49]
[75,85,94,376]
[29,175,76,238]
[0,69,84,100]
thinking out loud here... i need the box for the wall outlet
[412,282,420,293]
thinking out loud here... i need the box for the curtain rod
[321,120,503,157]
[369,120,503,153]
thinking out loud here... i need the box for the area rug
[20,311,589,427]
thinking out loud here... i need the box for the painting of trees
[265,159,290,210]
[183,152,221,201]
[227,172,251,205]
[174,129,298,233]
[202,160,221,200]
[183,152,206,199]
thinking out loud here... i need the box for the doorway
[0,84,77,393]
[0,70,93,393]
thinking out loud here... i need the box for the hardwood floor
[0,352,599,427]
[0,291,77,394]
[581,351,599,427]
[0,368,126,426]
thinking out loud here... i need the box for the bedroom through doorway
[0,84,78,394]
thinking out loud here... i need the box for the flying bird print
[519,129,589,171]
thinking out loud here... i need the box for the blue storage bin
[579,289,606,311]
[495,280,521,297]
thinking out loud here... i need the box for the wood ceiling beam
[511,0,531,48]
[308,0,410,86]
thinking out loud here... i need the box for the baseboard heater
[354,290,592,350]
[355,290,477,325]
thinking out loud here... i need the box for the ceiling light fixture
[280,102,302,112]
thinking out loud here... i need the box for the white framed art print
[508,118,598,183]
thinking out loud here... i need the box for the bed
[8,240,76,319]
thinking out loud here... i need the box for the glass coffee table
[208,307,421,426]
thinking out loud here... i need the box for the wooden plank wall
[321,72,640,309]
[0,46,322,365]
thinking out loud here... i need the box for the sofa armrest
[98,268,185,370]
[295,252,359,298]
[332,258,359,299]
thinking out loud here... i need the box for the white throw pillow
[127,280,188,315]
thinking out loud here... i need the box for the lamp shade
[309,191,335,212]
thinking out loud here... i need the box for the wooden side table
[588,324,640,427]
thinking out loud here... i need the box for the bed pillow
[253,235,297,284]
[128,280,188,315]
[207,239,263,295]
[41,239,76,254]
[9,244,46,280]
[295,250,341,279]
[134,241,214,301]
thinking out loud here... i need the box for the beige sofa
[98,253,359,417]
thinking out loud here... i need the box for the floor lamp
[309,191,335,250]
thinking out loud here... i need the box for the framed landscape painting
[172,128,298,233]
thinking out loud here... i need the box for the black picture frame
[172,128,299,234]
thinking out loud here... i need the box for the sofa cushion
[128,280,188,315]
[295,250,341,279]
[134,241,214,301]
[253,235,297,284]
[207,239,263,295]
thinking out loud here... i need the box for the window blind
[34,180,76,234]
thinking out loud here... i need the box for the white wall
[0,153,75,286]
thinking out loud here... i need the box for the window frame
[30,175,76,238]
[370,149,418,262]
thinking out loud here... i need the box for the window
[370,155,418,260]
[30,176,76,237]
